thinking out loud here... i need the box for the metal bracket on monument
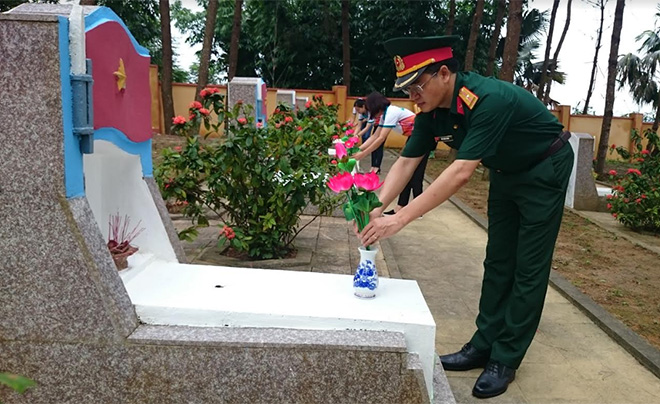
[71,58,94,154]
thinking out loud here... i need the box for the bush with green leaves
[156,91,342,259]
[606,128,660,233]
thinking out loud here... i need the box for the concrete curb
[568,208,660,258]
[446,192,660,380]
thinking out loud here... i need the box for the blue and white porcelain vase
[353,246,379,298]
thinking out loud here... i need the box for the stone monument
[565,132,603,211]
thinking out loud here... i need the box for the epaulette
[458,86,479,110]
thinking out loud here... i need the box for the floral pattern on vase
[354,247,379,298]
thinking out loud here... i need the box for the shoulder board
[458,86,479,110]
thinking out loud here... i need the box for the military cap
[383,35,460,91]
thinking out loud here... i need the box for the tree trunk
[499,0,523,82]
[228,0,243,81]
[583,0,606,114]
[195,0,220,101]
[595,0,625,176]
[445,0,456,35]
[536,0,560,100]
[79,0,97,5]
[464,0,485,71]
[159,0,174,135]
[485,0,506,76]
[342,0,351,93]
[544,0,572,105]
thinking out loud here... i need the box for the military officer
[358,36,574,399]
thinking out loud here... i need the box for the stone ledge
[129,324,408,352]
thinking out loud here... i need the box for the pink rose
[627,168,642,176]
[641,149,650,155]
[172,115,186,125]
[237,117,247,125]
[608,170,617,176]
[200,89,208,98]
[353,172,384,191]
[199,108,210,116]
[345,129,355,136]
[285,116,293,123]
[189,101,202,110]
[174,146,182,152]
[345,138,357,148]
[256,122,263,128]
[607,203,612,210]
[331,159,337,165]
[297,126,303,131]
[326,171,354,193]
[305,100,312,109]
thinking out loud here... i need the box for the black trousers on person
[397,151,430,207]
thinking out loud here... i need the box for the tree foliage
[172,0,549,97]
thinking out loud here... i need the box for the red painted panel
[86,21,152,143]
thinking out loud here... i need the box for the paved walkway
[172,150,660,403]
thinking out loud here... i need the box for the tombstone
[565,133,601,211]
[0,4,450,403]
[227,76,268,126]
[276,89,296,109]
[296,96,310,111]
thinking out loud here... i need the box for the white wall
[84,140,178,262]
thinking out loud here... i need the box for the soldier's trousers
[469,143,574,369]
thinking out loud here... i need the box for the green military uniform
[388,38,574,370]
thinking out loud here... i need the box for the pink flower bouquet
[327,171,383,244]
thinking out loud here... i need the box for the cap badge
[394,55,405,72]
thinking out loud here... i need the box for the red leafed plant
[107,213,145,270]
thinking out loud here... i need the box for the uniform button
[453,124,459,130]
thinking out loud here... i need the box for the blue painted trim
[60,16,85,198]
[94,128,153,177]
[84,7,149,57]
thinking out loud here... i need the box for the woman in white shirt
[354,92,432,215]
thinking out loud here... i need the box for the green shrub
[606,128,660,233]
[156,91,342,259]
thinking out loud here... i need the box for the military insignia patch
[394,55,405,72]
[458,87,478,110]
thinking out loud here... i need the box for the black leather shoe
[472,360,516,399]
[439,343,490,371]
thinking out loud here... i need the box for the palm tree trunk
[195,0,220,101]
[445,0,456,35]
[499,0,523,82]
[228,0,243,81]
[485,0,506,76]
[536,0,560,100]
[544,0,572,105]
[464,0,485,71]
[583,0,605,114]
[159,0,174,135]
[342,0,351,93]
[595,0,625,176]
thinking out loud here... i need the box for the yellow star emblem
[113,58,126,91]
